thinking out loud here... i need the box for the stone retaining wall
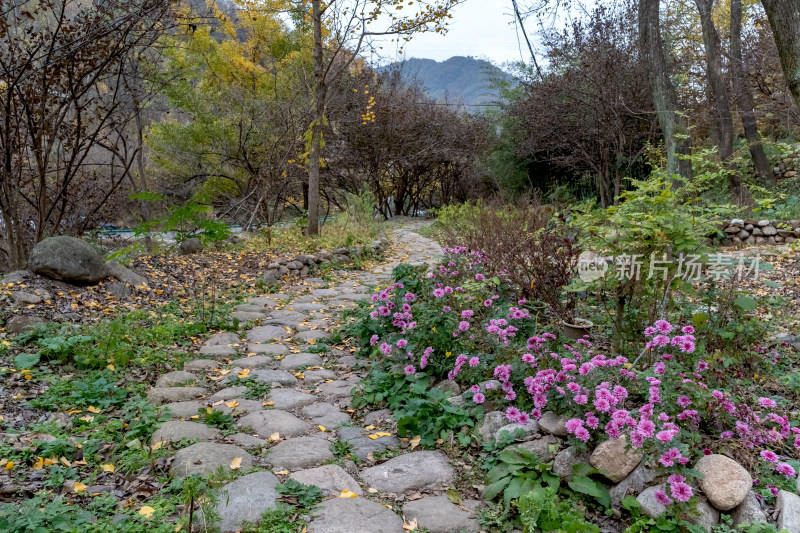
[259,235,389,285]
[719,218,799,247]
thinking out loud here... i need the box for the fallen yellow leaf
[365,425,376,430]
[318,425,327,432]
[224,400,240,408]
[230,457,242,470]
[339,490,357,498]
[139,506,155,518]
[4,461,13,470]
[403,518,418,531]
[101,463,115,472]
[73,482,87,492]
[107,364,115,371]
[410,435,421,449]
[273,469,290,475]
[269,432,281,442]
[79,415,94,423]
[87,406,101,414]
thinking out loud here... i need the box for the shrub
[437,198,583,322]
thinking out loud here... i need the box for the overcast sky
[372,1,535,67]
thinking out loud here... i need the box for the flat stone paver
[336,427,399,461]
[267,389,317,410]
[302,403,350,428]
[147,386,208,405]
[155,370,200,387]
[289,465,362,496]
[266,436,335,470]
[251,369,298,387]
[237,410,311,438]
[206,332,241,345]
[304,369,337,385]
[161,401,204,419]
[279,352,322,370]
[170,442,253,478]
[403,496,480,533]
[247,326,291,343]
[151,421,220,445]
[307,498,405,533]
[216,399,264,415]
[184,359,218,371]
[209,386,248,402]
[199,345,238,357]
[212,472,280,532]
[231,355,275,369]
[247,343,289,355]
[360,451,455,493]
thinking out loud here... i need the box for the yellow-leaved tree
[147,0,313,230]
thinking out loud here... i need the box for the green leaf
[570,462,597,476]
[483,477,511,501]
[568,475,611,508]
[762,280,781,288]
[504,475,525,503]
[622,494,641,514]
[14,352,40,369]
[497,448,531,465]
[446,488,462,505]
[734,295,757,312]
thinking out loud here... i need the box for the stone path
[145,221,481,532]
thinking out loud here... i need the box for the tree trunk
[695,0,734,161]
[695,0,753,204]
[639,0,693,179]
[730,0,770,181]
[761,0,800,111]
[307,0,325,236]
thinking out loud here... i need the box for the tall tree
[304,0,463,235]
[761,0,800,111]
[694,0,734,161]
[730,0,771,180]
[147,1,310,230]
[694,0,752,203]
[0,0,173,268]
[638,0,693,179]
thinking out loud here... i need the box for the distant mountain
[383,56,514,107]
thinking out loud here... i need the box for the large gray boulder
[104,260,147,287]
[178,238,203,255]
[28,236,106,283]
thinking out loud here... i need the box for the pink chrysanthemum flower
[670,482,693,503]
[758,397,778,409]
[654,490,672,506]
[776,462,797,479]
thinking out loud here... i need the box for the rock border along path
[145,220,481,532]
